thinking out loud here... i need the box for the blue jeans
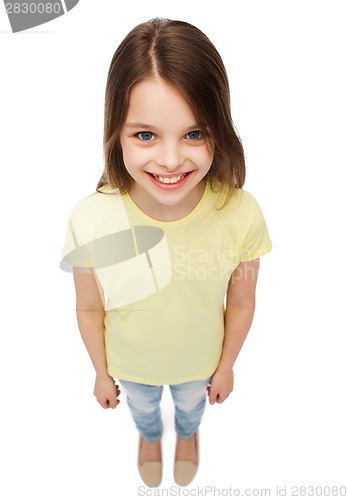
[119,378,211,443]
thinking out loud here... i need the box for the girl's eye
[186,130,202,140]
[137,131,154,141]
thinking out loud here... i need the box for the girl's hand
[207,368,234,405]
[94,374,121,409]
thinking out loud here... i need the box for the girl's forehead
[128,78,185,105]
[125,78,198,129]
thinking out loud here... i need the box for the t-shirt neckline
[122,180,211,226]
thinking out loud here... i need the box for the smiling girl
[61,18,272,488]
[120,77,213,221]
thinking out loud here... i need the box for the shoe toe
[174,460,198,486]
[138,461,162,488]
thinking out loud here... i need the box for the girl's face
[120,78,214,221]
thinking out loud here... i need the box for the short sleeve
[60,208,93,273]
[240,197,272,262]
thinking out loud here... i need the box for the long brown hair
[97,18,245,205]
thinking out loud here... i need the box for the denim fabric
[119,378,211,442]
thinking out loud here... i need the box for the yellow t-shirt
[60,181,272,385]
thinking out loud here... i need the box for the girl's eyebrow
[124,122,154,129]
[124,122,202,130]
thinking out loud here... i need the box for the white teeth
[153,174,186,184]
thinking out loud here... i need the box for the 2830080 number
[5,3,62,14]
[291,485,347,496]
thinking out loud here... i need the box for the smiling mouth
[148,172,191,185]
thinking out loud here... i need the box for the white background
[1,0,347,498]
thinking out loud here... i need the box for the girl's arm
[73,269,120,409]
[208,259,260,404]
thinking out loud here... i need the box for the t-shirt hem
[240,243,273,262]
[108,371,215,386]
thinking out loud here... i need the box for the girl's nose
[157,144,184,171]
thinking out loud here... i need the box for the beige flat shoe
[137,434,162,488]
[174,431,199,486]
